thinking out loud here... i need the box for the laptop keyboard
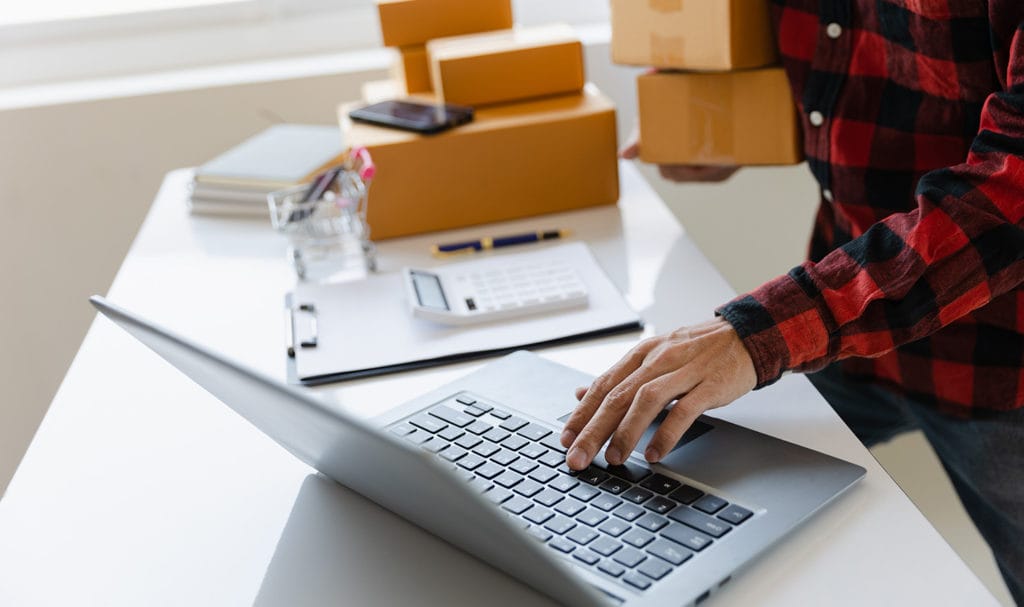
[388,392,755,593]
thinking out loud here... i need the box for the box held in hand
[427,24,585,107]
[637,68,802,166]
[610,0,776,70]
[339,85,619,240]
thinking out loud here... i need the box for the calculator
[403,258,589,326]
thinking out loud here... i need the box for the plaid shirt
[717,0,1024,414]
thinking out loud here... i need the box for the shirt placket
[801,0,853,203]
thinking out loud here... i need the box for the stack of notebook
[189,124,345,216]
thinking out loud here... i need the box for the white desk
[0,163,997,606]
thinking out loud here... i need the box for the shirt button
[809,111,825,127]
[823,189,834,202]
[826,23,843,39]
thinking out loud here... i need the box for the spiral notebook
[285,242,643,385]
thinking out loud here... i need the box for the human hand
[560,318,757,470]
[620,127,739,183]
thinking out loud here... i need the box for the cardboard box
[377,0,513,47]
[392,45,432,94]
[610,0,776,70]
[339,86,619,239]
[427,24,585,107]
[637,68,802,165]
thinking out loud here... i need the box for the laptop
[91,296,865,606]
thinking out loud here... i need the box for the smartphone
[348,100,474,135]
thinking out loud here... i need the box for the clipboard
[285,242,643,385]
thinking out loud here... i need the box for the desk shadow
[254,474,559,607]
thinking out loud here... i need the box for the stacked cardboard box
[342,2,619,240]
[612,0,802,166]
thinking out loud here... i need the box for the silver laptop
[91,295,865,607]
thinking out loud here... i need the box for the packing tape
[688,75,736,164]
[649,0,682,11]
[650,33,685,66]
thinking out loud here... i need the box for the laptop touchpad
[557,408,713,457]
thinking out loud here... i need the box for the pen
[431,229,570,257]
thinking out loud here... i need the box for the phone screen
[349,100,474,134]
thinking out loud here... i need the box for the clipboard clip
[286,303,319,357]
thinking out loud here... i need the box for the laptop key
[554,498,586,518]
[467,420,493,435]
[639,473,682,495]
[429,405,474,428]
[599,518,630,538]
[534,488,565,508]
[621,487,654,504]
[404,430,433,445]
[599,478,630,495]
[501,496,533,515]
[548,537,575,554]
[644,496,676,514]
[476,462,504,480]
[468,477,492,493]
[493,470,523,489]
[661,522,713,552]
[668,506,731,538]
[538,451,565,468]
[437,426,464,442]
[499,416,530,432]
[593,459,652,484]
[589,536,622,557]
[524,507,555,525]
[613,503,645,522]
[483,427,511,443]
[486,488,514,505]
[491,449,520,467]
[549,474,580,493]
[668,484,704,505]
[539,434,567,454]
[455,394,476,406]
[569,484,600,502]
[517,423,552,442]
[527,526,553,543]
[389,423,416,437]
[567,526,599,546]
[612,547,647,569]
[576,508,608,527]
[410,414,447,434]
[514,479,544,498]
[578,467,610,486]
[502,435,530,451]
[544,515,576,535]
[622,572,652,591]
[637,557,675,581]
[598,559,626,578]
[621,528,655,549]
[456,454,485,470]
[693,494,728,514]
[572,550,601,566]
[463,405,487,417]
[421,439,447,454]
[472,442,500,458]
[635,512,669,533]
[591,494,623,512]
[646,539,692,567]
[490,409,512,420]
[519,445,546,460]
[510,459,538,476]
[455,434,483,450]
[529,467,558,484]
[718,504,753,525]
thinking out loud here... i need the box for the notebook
[287,242,643,384]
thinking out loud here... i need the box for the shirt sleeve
[717,14,1024,389]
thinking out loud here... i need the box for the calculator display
[409,271,449,310]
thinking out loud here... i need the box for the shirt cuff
[716,267,835,388]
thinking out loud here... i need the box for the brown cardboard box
[339,86,619,239]
[376,0,513,47]
[392,45,432,93]
[427,24,585,107]
[638,68,802,165]
[610,0,776,70]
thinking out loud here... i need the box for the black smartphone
[348,100,474,135]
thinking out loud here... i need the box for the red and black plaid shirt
[717,0,1024,414]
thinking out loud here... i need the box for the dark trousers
[807,363,1023,606]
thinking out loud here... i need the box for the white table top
[0,163,997,606]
